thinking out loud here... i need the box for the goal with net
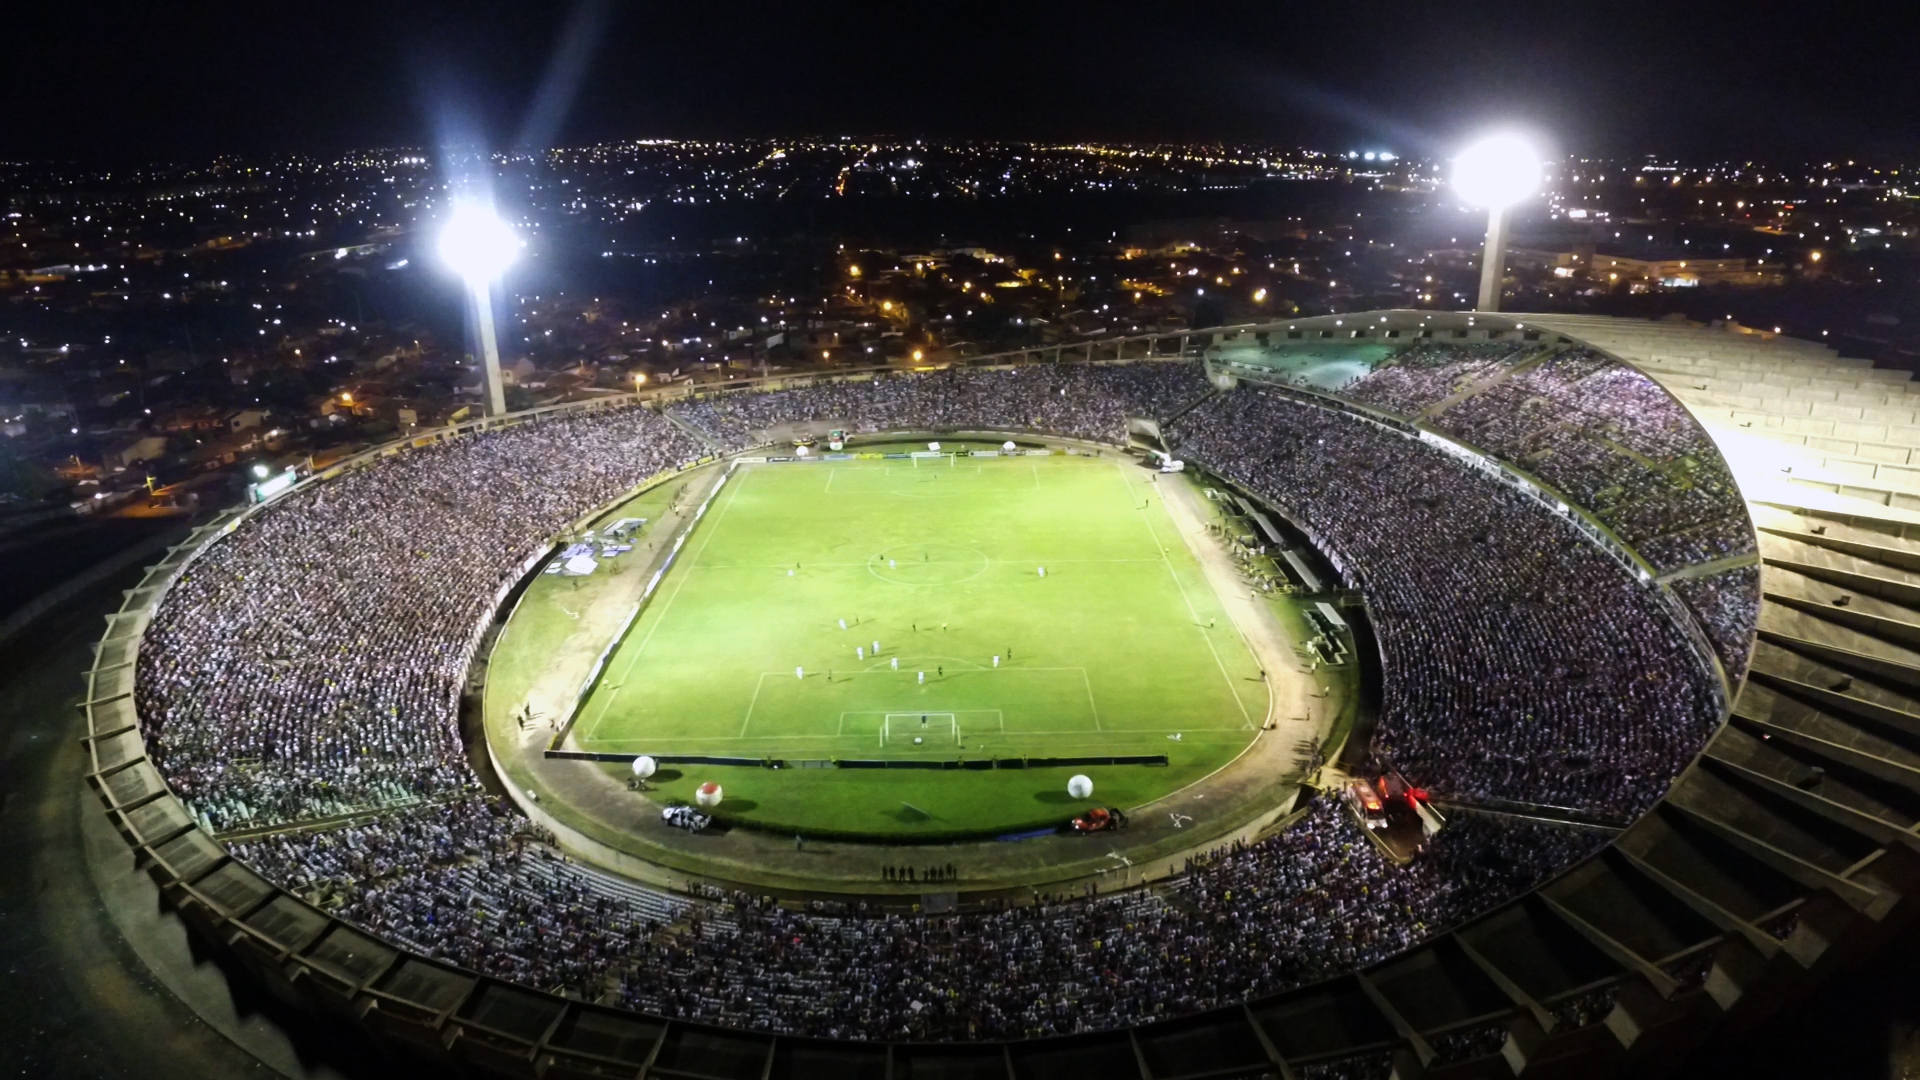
[881,712,958,746]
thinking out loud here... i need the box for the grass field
[522,445,1269,838]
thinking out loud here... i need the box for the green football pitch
[554,447,1270,839]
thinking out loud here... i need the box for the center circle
[867,543,990,585]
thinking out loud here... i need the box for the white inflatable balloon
[695,781,723,807]
[1003,440,1016,452]
[631,755,657,779]
[1067,774,1093,799]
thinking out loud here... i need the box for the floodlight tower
[438,200,522,416]
[1452,134,1541,313]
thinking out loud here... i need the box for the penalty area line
[740,671,771,736]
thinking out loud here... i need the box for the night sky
[7,0,1915,161]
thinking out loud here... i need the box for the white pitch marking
[581,469,746,741]
[1115,461,1254,727]
[740,671,771,736]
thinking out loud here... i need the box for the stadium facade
[82,311,1920,1079]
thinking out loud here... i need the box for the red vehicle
[1072,807,1129,833]
[1346,778,1389,831]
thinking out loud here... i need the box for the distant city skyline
[6,0,1917,161]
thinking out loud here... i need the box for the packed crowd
[666,361,1213,451]
[1169,387,1731,817]
[138,406,704,831]
[1338,341,1531,417]
[620,804,1604,1039]
[230,798,661,993]
[132,357,1751,1044]
[1300,1054,1395,1080]
[1417,349,1753,574]
[1221,339,1753,575]
[1631,514,1758,573]
[232,795,1604,1041]
[1671,565,1763,682]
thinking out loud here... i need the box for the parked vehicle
[662,805,712,832]
[1072,807,1128,833]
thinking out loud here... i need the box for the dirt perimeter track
[482,433,1340,907]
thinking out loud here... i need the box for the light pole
[438,200,522,416]
[1452,134,1540,313]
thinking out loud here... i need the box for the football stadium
[87,310,1920,1078]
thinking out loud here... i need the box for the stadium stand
[231,796,1603,1040]
[1670,565,1762,682]
[137,407,703,832]
[91,312,1920,1078]
[1217,333,1754,576]
[1338,341,1530,416]
[1417,349,1750,573]
[668,361,1215,452]
[1167,387,1723,816]
[127,353,1724,1022]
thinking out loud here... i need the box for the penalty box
[737,668,1101,741]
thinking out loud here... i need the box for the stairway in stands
[662,408,726,453]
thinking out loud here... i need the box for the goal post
[882,712,957,746]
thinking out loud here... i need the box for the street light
[1453,134,1540,312]
[438,200,522,416]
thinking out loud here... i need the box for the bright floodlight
[439,199,520,416]
[1452,134,1540,209]
[437,201,520,284]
